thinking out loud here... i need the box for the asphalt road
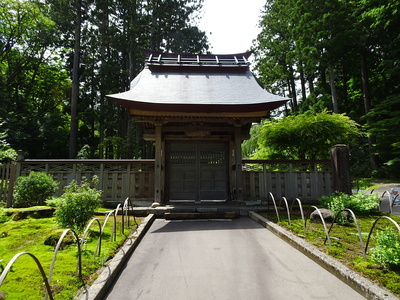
[375,184,400,216]
[104,217,365,300]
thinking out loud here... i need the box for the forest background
[0,0,399,180]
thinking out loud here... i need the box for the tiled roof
[107,51,289,114]
[144,50,251,71]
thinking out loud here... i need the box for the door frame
[165,140,229,203]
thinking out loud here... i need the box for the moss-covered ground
[261,209,400,297]
[0,208,140,299]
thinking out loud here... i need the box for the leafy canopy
[0,121,17,162]
[247,111,361,160]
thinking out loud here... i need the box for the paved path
[105,217,365,300]
[372,184,400,216]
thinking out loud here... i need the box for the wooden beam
[234,125,244,201]
[154,124,162,203]
[131,113,264,123]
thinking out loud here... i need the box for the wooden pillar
[234,125,243,201]
[331,144,352,194]
[154,124,163,203]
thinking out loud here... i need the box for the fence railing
[1,159,333,206]
[242,159,333,201]
[1,159,155,206]
[0,162,17,207]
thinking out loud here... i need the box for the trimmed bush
[13,172,59,207]
[50,176,102,232]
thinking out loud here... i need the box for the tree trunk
[328,63,339,113]
[300,68,307,101]
[69,0,81,158]
[307,75,314,94]
[151,0,159,51]
[129,0,137,81]
[360,52,379,170]
[288,65,298,112]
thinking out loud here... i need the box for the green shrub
[370,228,400,269]
[0,208,9,223]
[347,192,381,212]
[13,172,59,207]
[50,176,102,232]
[319,192,380,214]
[326,195,347,224]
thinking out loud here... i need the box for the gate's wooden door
[167,142,228,203]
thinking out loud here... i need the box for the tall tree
[254,0,298,109]
[69,0,82,158]
[0,0,71,158]
[254,0,400,178]
[1,0,209,159]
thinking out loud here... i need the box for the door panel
[168,145,197,202]
[168,142,228,203]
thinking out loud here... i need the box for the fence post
[331,144,352,195]
[6,150,24,207]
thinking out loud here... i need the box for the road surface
[105,217,365,300]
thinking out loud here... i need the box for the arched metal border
[290,198,306,236]
[81,218,103,258]
[310,206,332,246]
[269,192,280,222]
[280,197,291,226]
[46,228,81,300]
[0,252,54,300]
[324,209,366,261]
[364,216,400,255]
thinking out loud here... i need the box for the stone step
[164,211,237,220]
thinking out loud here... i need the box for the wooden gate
[167,142,228,203]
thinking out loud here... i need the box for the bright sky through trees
[198,0,265,54]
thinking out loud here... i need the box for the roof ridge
[142,50,251,68]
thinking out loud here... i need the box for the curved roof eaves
[107,68,289,110]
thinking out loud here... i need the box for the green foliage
[250,111,361,160]
[267,211,400,297]
[0,0,71,158]
[346,193,381,213]
[13,172,59,207]
[51,176,102,232]
[370,228,400,269]
[326,195,347,225]
[254,0,400,179]
[242,124,262,158]
[1,0,208,159]
[319,192,380,215]
[0,208,9,223]
[0,213,136,299]
[326,246,344,259]
[366,94,400,179]
[0,121,17,162]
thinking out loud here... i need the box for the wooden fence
[1,159,333,207]
[242,159,333,202]
[1,159,155,207]
[0,162,17,207]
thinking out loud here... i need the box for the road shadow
[150,216,265,233]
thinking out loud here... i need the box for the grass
[262,209,400,297]
[352,177,399,191]
[0,208,140,299]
